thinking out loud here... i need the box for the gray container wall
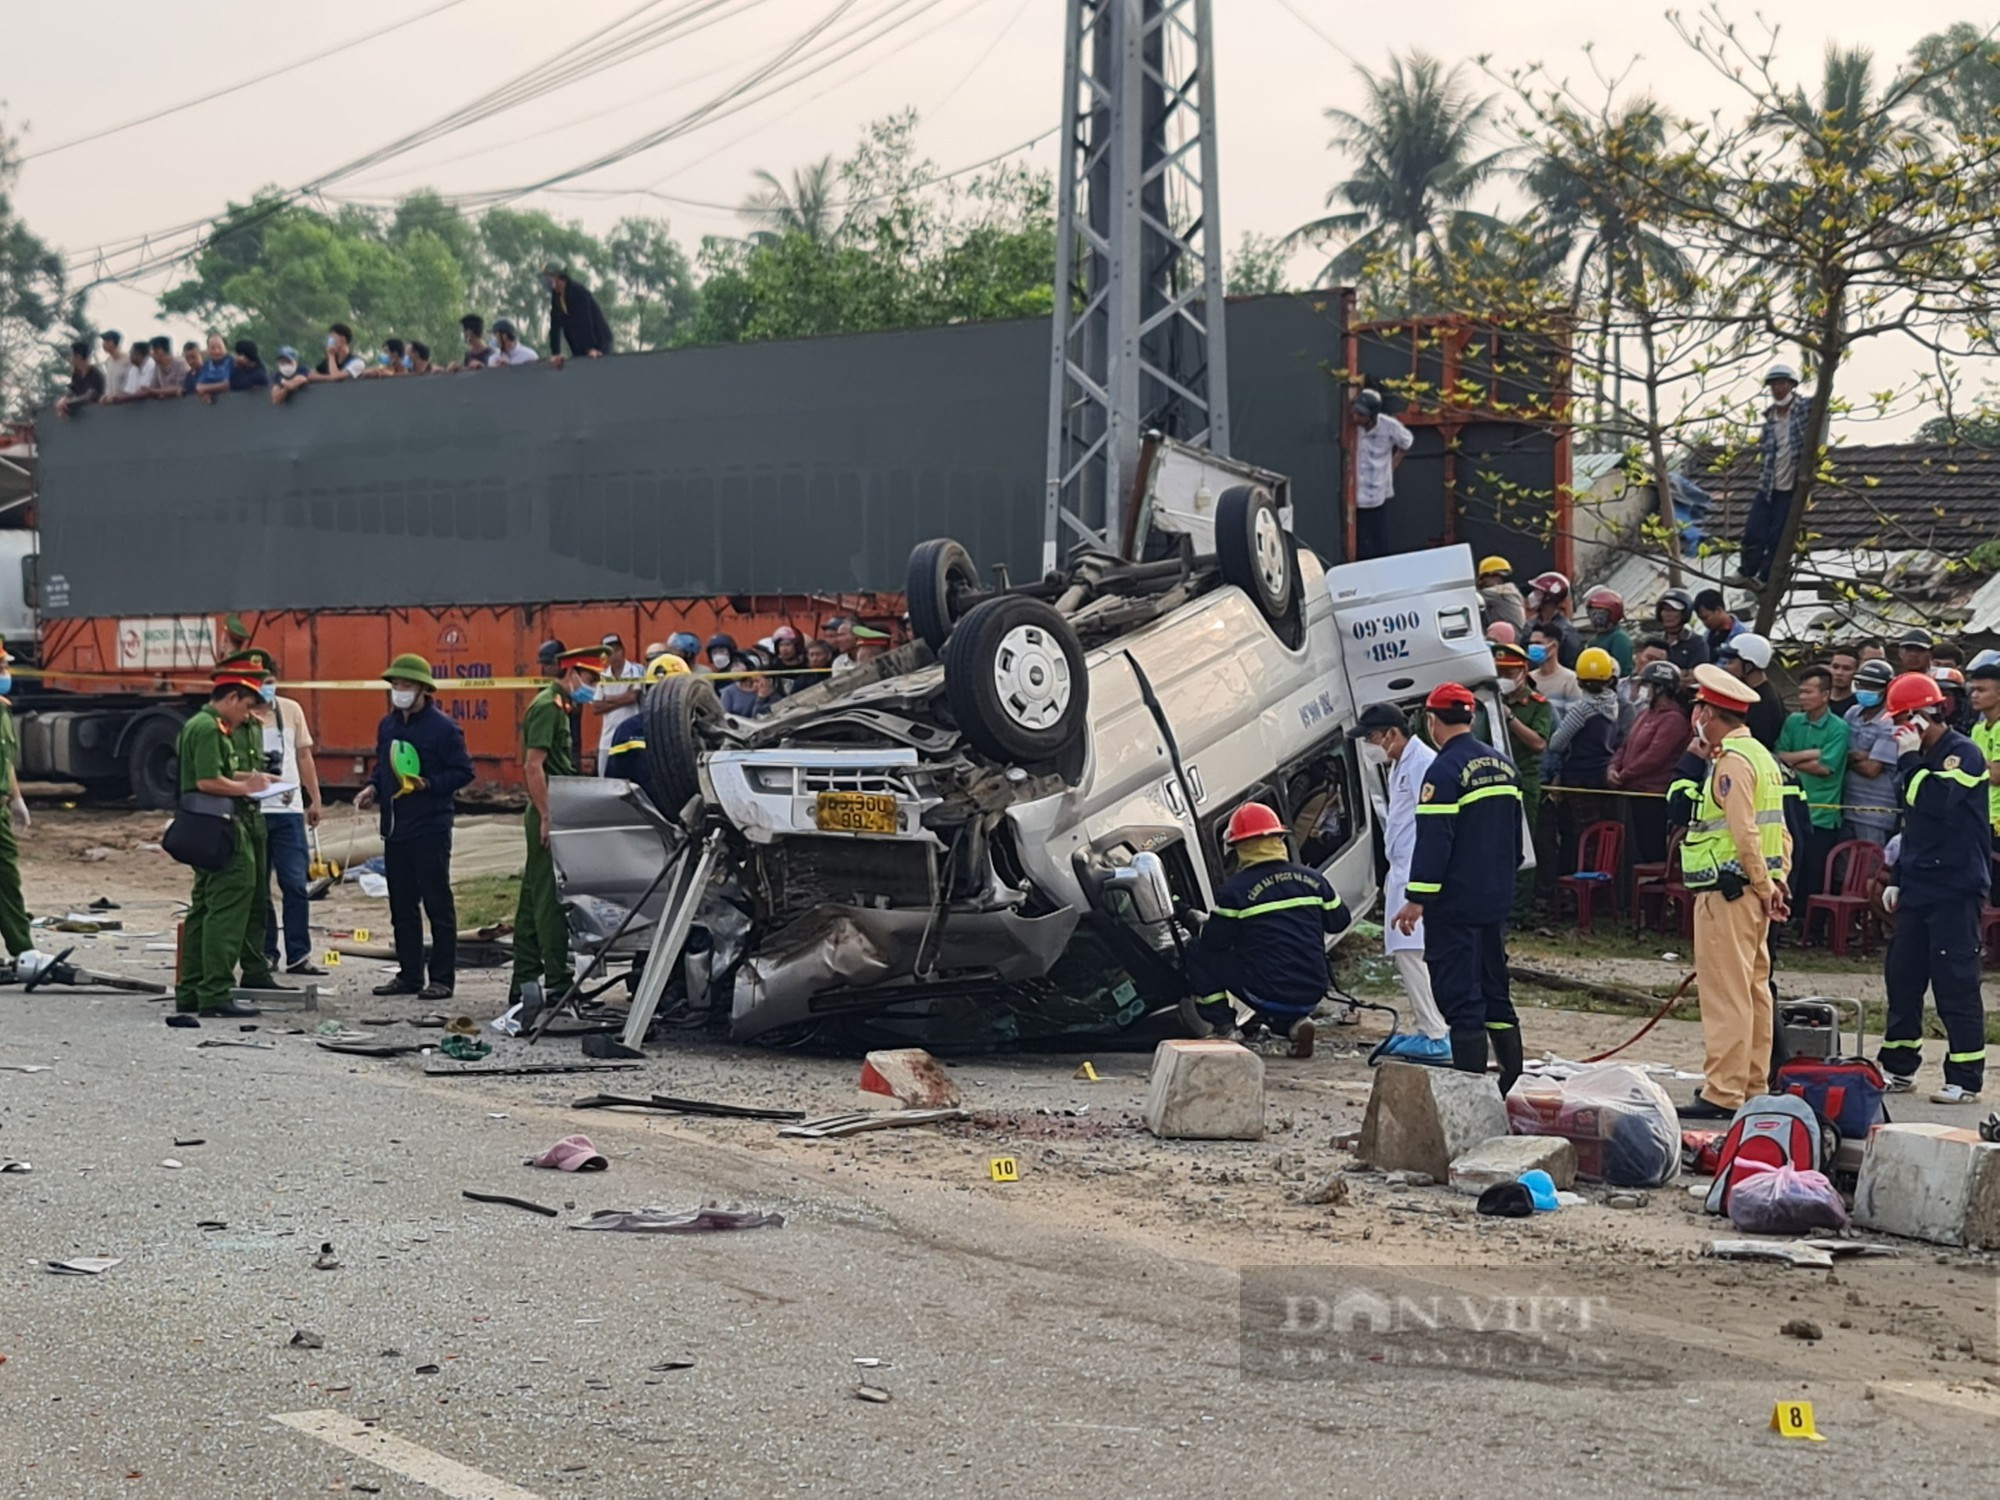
[35,294,1345,617]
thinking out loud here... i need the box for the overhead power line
[22,0,478,163]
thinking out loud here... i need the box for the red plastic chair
[1803,840,1885,957]
[1634,846,1694,939]
[1555,820,1626,934]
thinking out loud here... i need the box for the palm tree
[1287,52,1512,307]
[1525,100,1689,311]
[739,157,841,247]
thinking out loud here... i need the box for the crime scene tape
[6,666,837,691]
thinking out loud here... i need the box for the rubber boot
[1490,1025,1525,1097]
[1449,1027,1489,1077]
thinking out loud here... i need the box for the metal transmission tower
[1043,0,1230,572]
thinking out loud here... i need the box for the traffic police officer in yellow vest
[511,644,606,1007]
[1681,663,1793,1118]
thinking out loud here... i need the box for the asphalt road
[2,984,1996,1498]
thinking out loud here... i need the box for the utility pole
[1044,0,1230,572]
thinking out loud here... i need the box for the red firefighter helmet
[1224,801,1287,844]
[1884,671,1947,716]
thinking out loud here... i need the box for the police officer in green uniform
[173,667,273,1020]
[0,640,35,961]
[217,649,286,990]
[511,644,605,1005]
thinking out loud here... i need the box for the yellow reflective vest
[1682,734,1788,890]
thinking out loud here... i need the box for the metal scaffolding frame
[1043,0,1230,571]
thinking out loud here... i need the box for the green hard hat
[383,653,436,689]
[390,740,424,778]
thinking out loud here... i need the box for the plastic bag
[1506,1064,1681,1187]
[1725,1163,1850,1235]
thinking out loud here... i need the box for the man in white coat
[1351,703,1453,1060]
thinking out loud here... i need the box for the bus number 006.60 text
[1350,611,1421,641]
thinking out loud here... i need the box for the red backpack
[1702,1095,1827,1217]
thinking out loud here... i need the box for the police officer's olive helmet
[1223,802,1287,844]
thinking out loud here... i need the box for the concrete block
[1143,1039,1265,1140]
[1356,1061,1509,1181]
[1448,1135,1578,1196]
[1853,1123,2000,1250]
[858,1048,960,1110]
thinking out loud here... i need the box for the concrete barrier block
[1357,1061,1509,1181]
[1448,1135,1578,1196]
[1143,1039,1265,1140]
[1853,1123,2000,1250]
[857,1049,961,1110]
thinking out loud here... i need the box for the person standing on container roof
[511,645,604,1011]
[1876,671,1989,1105]
[98,330,131,397]
[1393,682,1527,1092]
[243,655,326,979]
[1350,388,1413,561]
[1181,801,1351,1059]
[543,265,614,367]
[0,642,36,965]
[172,668,275,1022]
[356,655,476,1002]
[55,341,105,417]
[1679,664,1792,1118]
[488,319,539,367]
[1351,703,1452,1062]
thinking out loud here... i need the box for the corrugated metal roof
[1693,442,2000,553]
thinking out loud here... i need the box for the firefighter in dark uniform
[1183,801,1351,1058]
[601,652,691,804]
[1878,671,1990,1104]
[1393,681,1527,1092]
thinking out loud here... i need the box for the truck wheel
[907,538,981,652]
[1215,484,1299,634]
[943,595,1089,766]
[643,675,721,820]
[126,716,183,810]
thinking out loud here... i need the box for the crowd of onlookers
[1476,558,2000,935]
[52,267,617,421]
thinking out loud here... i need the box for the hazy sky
[2,0,1972,424]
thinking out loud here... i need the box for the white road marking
[271,1409,546,1499]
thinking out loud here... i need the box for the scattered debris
[1301,1175,1349,1207]
[852,1358,889,1369]
[855,1385,892,1404]
[423,1056,641,1078]
[858,1048,961,1110]
[195,1036,276,1050]
[648,1359,696,1373]
[160,1159,183,1170]
[316,1039,428,1058]
[288,1330,324,1350]
[437,1034,491,1063]
[527,1135,609,1172]
[312,1242,341,1271]
[1779,1318,1824,1342]
[164,1014,200,1030]
[1383,1170,1435,1188]
[414,1363,441,1375]
[1,1160,31,1174]
[196,1220,226,1231]
[570,1205,785,1233]
[1710,1238,1900,1267]
[173,1138,205,1148]
[572,1092,806,1122]
[780,1109,967,1139]
[462,1190,560,1218]
[47,1257,121,1275]
[0,1063,53,1073]
[1606,1193,1649,1210]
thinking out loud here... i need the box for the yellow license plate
[814,791,899,835]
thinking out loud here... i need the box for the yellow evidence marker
[1770,1401,1824,1442]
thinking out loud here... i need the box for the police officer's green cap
[218,647,277,676]
[851,624,891,642]
[383,653,436,690]
[1348,702,1409,737]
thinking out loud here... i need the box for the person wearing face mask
[268,345,308,406]
[1679,664,1792,1119]
[1581,588,1634,677]
[1841,658,1899,846]
[1349,703,1451,1061]
[1493,643,1553,920]
[243,654,325,979]
[542,265,613,369]
[1545,647,1622,876]
[701,633,738,675]
[1526,627,1579,718]
[1608,660,1689,864]
[355,655,475,1001]
[1523,571,1584,667]
[0,642,35,967]
[511,645,605,1010]
[1876,672,1989,1105]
